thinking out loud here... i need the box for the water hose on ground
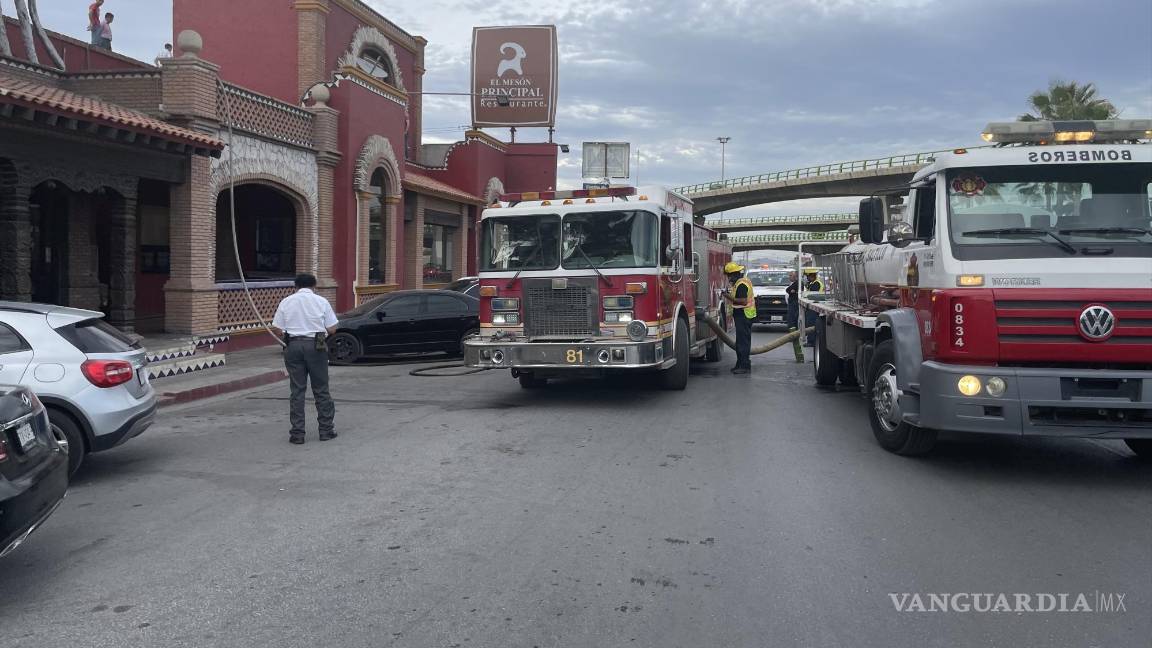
[409,363,491,377]
[697,314,814,356]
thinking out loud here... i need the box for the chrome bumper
[463,337,667,370]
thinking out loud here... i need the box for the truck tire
[660,318,690,391]
[1124,439,1152,459]
[705,335,723,363]
[518,373,547,389]
[813,317,840,386]
[866,340,937,456]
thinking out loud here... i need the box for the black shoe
[289,435,305,445]
[732,367,750,374]
[319,431,338,441]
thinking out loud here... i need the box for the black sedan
[328,290,480,364]
[1,384,68,558]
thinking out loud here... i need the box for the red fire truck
[801,119,1152,457]
[463,186,732,389]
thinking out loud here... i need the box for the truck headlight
[603,296,634,310]
[491,298,520,311]
[604,311,633,324]
[627,320,647,342]
[985,376,1006,397]
[492,312,520,325]
[957,375,982,397]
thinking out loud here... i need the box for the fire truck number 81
[953,303,965,348]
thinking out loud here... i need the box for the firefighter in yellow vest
[722,262,757,374]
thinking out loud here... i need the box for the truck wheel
[1124,439,1152,459]
[660,318,690,390]
[839,359,859,387]
[867,340,937,456]
[813,317,841,386]
[518,373,547,389]
[705,335,723,363]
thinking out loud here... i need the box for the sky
[26,0,1152,227]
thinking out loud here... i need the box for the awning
[0,72,224,156]
[402,172,486,205]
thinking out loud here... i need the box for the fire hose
[697,314,814,356]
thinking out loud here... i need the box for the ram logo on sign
[471,25,558,128]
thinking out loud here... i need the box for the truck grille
[523,279,597,339]
[994,291,1152,364]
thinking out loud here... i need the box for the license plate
[771,316,783,322]
[16,423,35,451]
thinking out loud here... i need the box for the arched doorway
[215,184,298,282]
[28,181,70,305]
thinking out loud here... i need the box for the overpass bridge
[707,212,856,233]
[725,230,851,254]
[678,148,970,216]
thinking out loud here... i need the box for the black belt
[286,334,324,341]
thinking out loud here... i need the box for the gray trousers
[284,339,335,436]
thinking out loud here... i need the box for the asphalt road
[2,328,1149,648]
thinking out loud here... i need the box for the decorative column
[65,200,100,312]
[106,191,139,331]
[306,85,341,302]
[355,189,375,287]
[0,172,32,301]
[163,31,222,334]
[456,204,470,281]
[383,195,399,285]
[404,193,425,289]
[410,38,427,159]
[295,0,330,101]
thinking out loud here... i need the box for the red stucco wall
[3,17,152,71]
[172,0,298,102]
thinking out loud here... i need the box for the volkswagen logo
[1078,305,1116,341]
[19,392,31,408]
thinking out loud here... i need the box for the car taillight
[81,359,134,388]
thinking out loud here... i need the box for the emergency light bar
[980,119,1152,144]
[497,187,637,204]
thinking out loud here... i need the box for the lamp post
[716,136,731,181]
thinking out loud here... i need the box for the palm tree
[1019,81,1118,122]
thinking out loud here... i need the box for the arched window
[368,169,388,284]
[357,48,394,83]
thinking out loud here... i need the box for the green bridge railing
[708,212,857,229]
[726,231,851,246]
[676,148,975,196]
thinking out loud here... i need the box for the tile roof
[0,72,224,152]
[402,172,485,205]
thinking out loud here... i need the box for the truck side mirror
[859,197,884,244]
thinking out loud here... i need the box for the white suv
[0,303,156,476]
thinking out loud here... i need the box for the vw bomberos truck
[800,120,1152,456]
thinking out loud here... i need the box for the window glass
[914,186,936,240]
[424,224,455,283]
[357,48,393,81]
[383,296,422,318]
[562,211,658,269]
[748,272,790,287]
[426,295,465,315]
[368,169,388,284]
[480,215,561,271]
[55,318,138,353]
[0,323,29,354]
[660,216,672,266]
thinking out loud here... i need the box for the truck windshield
[480,215,561,271]
[947,163,1152,259]
[561,210,659,269]
[749,272,790,287]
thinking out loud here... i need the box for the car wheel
[813,317,841,386]
[327,333,361,364]
[48,410,85,478]
[1124,439,1152,459]
[660,318,690,391]
[458,328,479,357]
[867,340,937,456]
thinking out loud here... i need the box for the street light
[716,136,731,181]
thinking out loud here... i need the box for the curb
[157,370,288,408]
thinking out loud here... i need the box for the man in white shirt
[271,274,339,444]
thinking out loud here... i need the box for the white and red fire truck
[463,186,732,389]
[801,119,1152,457]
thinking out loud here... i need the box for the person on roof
[722,262,757,374]
[86,0,104,46]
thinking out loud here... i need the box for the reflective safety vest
[805,279,824,293]
[733,277,757,319]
